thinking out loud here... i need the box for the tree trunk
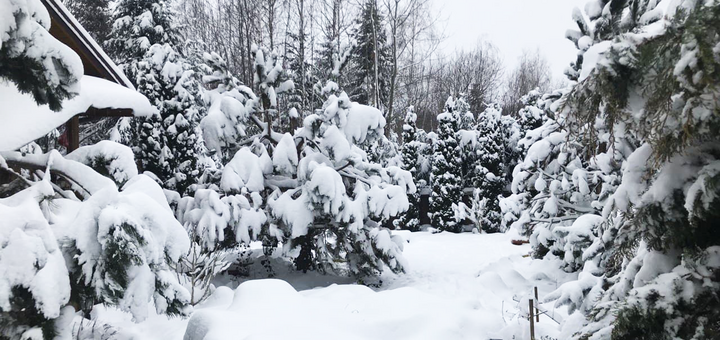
[370,1,380,109]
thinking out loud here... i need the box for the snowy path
[97,232,571,340]
[383,231,530,297]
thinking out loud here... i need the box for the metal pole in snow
[534,287,540,323]
[529,299,535,340]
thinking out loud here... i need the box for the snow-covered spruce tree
[143,44,206,194]
[499,102,624,271]
[546,1,720,339]
[454,95,477,190]
[1,151,191,337]
[398,107,423,231]
[430,97,463,232]
[473,104,507,232]
[107,0,205,194]
[195,45,413,278]
[0,2,79,337]
[313,14,353,110]
[346,0,392,109]
[516,88,549,134]
[271,91,414,276]
[63,0,112,44]
[106,0,180,80]
[455,95,474,131]
[284,19,316,129]
[499,112,522,195]
[0,0,82,111]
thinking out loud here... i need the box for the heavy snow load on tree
[39,0,134,89]
[0,76,156,151]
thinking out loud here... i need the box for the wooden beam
[82,107,134,118]
[67,116,80,152]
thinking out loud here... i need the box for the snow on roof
[0,76,157,151]
[40,0,134,89]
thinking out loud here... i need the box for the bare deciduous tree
[501,49,551,116]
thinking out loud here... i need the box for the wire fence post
[534,286,540,323]
[529,299,535,340]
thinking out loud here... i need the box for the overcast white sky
[437,0,580,80]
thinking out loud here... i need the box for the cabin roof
[40,0,134,90]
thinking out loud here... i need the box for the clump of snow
[321,92,386,145]
[200,91,253,155]
[0,76,156,151]
[66,141,139,185]
[221,148,265,193]
[272,133,298,175]
[578,41,612,82]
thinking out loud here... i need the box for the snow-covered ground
[92,231,575,340]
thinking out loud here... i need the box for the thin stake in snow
[534,286,539,323]
[529,299,535,340]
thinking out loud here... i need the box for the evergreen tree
[499,112,521,194]
[558,1,720,338]
[106,0,180,80]
[313,1,353,109]
[190,45,412,279]
[63,0,112,44]
[502,1,720,339]
[107,0,205,193]
[1,0,82,111]
[284,2,316,125]
[455,95,474,130]
[346,0,392,108]
[474,104,507,232]
[454,95,478,192]
[399,107,422,231]
[430,97,463,232]
[0,4,192,329]
[516,88,549,133]
[156,47,206,194]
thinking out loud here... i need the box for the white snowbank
[89,232,574,340]
[0,76,156,151]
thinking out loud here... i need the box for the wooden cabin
[41,0,136,152]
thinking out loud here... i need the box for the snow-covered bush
[0,0,83,111]
[0,149,192,338]
[64,173,191,320]
[270,92,413,276]
[189,46,413,279]
[0,181,72,339]
[65,141,139,186]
